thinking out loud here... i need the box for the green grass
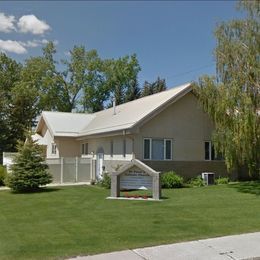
[1,183,260,259]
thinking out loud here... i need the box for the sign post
[109,159,161,200]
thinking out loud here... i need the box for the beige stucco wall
[41,126,60,158]
[40,125,80,159]
[134,92,215,161]
[55,137,81,158]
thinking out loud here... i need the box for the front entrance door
[96,153,104,180]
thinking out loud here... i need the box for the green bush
[189,176,205,187]
[6,135,52,192]
[0,165,7,186]
[215,177,229,185]
[161,171,184,188]
[97,173,111,189]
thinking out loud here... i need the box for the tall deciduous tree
[0,53,22,161]
[105,54,141,105]
[193,0,260,177]
[81,49,111,112]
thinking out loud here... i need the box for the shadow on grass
[229,181,260,196]
[11,187,60,194]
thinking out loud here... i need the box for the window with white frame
[51,143,57,154]
[81,143,88,155]
[143,138,172,160]
[204,141,223,160]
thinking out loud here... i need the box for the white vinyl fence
[3,152,94,184]
[45,157,94,184]
[3,152,17,172]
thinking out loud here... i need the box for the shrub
[6,135,52,192]
[0,165,7,186]
[215,177,229,185]
[189,176,205,187]
[161,171,184,188]
[97,172,111,189]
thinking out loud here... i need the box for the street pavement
[70,232,260,260]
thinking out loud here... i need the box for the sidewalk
[70,232,260,260]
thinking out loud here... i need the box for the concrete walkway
[70,232,260,260]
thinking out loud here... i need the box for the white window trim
[143,138,173,161]
[51,143,57,155]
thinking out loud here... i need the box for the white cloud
[0,40,27,54]
[19,40,40,48]
[15,39,59,52]
[41,39,58,45]
[17,14,51,35]
[0,13,16,33]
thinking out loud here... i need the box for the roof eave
[76,129,133,140]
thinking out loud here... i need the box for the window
[81,143,88,155]
[165,139,172,160]
[51,143,57,154]
[205,141,223,161]
[123,139,126,157]
[152,139,164,160]
[205,141,211,160]
[143,138,172,160]
[110,140,113,157]
[144,139,151,159]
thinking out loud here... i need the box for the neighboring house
[34,83,229,180]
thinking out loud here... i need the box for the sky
[0,1,244,88]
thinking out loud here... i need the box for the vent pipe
[113,97,116,115]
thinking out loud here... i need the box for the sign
[120,170,152,190]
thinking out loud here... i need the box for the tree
[124,78,141,102]
[6,134,52,192]
[141,77,167,97]
[0,53,22,162]
[193,0,260,178]
[105,54,141,106]
[23,43,141,113]
[81,49,111,112]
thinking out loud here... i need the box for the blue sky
[0,1,243,88]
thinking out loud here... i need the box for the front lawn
[1,183,260,259]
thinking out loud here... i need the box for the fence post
[90,158,92,181]
[60,157,64,183]
[75,157,78,183]
[92,159,96,181]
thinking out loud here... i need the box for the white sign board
[120,170,152,190]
